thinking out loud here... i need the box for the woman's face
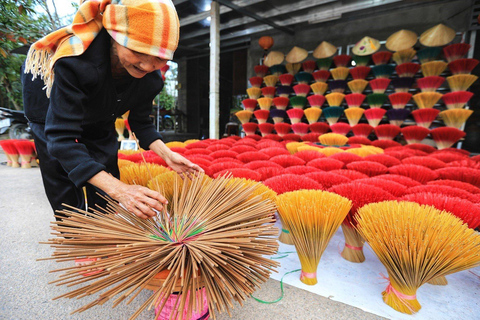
[114,41,168,78]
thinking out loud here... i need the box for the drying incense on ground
[40,174,279,320]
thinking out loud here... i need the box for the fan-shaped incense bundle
[308,157,345,169]
[412,92,442,109]
[372,51,392,65]
[307,94,326,108]
[388,164,438,183]
[330,123,351,136]
[421,61,447,77]
[318,133,348,146]
[302,60,317,73]
[316,57,333,70]
[372,64,395,79]
[348,136,372,145]
[279,73,294,86]
[411,108,440,128]
[304,107,322,124]
[364,154,402,168]
[416,76,445,92]
[329,80,347,93]
[307,123,328,135]
[258,123,275,137]
[269,110,286,124]
[13,139,35,169]
[416,47,441,64]
[345,93,366,108]
[274,123,292,137]
[263,75,279,87]
[364,108,386,127]
[439,109,473,129]
[0,140,19,167]
[348,79,369,94]
[291,123,309,136]
[401,126,430,144]
[356,201,480,314]
[295,71,314,84]
[254,65,269,77]
[435,167,480,188]
[329,152,362,165]
[270,64,287,76]
[285,141,305,154]
[448,58,479,75]
[287,108,305,124]
[442,91,474,109]
[347,161,388,177]
[276,190,352,285]
[235,110,253,124]
[395,62,420,77]
[254,109,270,124]
[261,86,276,98]
[352,123,374,138]
[329,182,396,263]
[447,74,478,91]
[322,107,344,125]
[333,54,352,67]
[372,140,402,150]
[331,67,350,80]
[242,123,258,136]
[301,133,321,143]
[249,76,263,88]
[389,92,412,109]
[293,84,311,97]
[242,99,258,112]
[367,93,387,108]
[325,92,345,107]
[310,82,328,95]
[257,97,273,111]
[247,87,262,99]
[391,77,414,93]
[290,96,307,109]
[392,48,417,64]
[312,70,331,83]
[350,66,371,80]
[369,78,390,94]
[344,108,364,126]
[115,118,126,141]
[375,124,401,140]
[120,163,170,187]
[353,55,371,67]
[402,156,446,170]
[273,97,290,110]
[443,43,471,62]
[43,174,279,319]
[286,62,302,75]
[386,109,411,126]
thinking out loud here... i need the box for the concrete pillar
[209,1,220,139]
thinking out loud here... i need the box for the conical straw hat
[264,51,284,67]
[313,41,337,59]
[386,29,418,51]
[286,46,308,63]
[352,37,381,56]
[420,24,456,47]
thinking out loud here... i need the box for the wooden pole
[209,1,220,139]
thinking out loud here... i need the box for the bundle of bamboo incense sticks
[40,173,279,320]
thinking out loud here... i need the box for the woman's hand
[88,171,167,219]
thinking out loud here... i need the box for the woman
[23,0,202,220]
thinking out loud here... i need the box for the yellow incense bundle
[118,159,134,169]
[184,139,199,145]
[439,109,473,129]
[120,162,170,187]
[348,79,369,94]
[318,133,348,146]
[392,48,416,64]
[412,92,443,109]
[115,118,126,141]
[235,110,254,124]
[317,147,344,157]
[247,87,262,99]
[166,141,187,148]
[325,92,345,107]
[264,75,279,87]
[40,174,279,320]
[344,107,364,126]
[421,61,447,77]
[311,82,328,95]
[257,97,273,110]
[356,201,480,314]
[285,141,306,154]
[345,146,384,157]
[276,190,352,285]
[304,107,322,124]
[330,67,350,80]
[447,74,478,91]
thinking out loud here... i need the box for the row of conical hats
[264,24,456,66]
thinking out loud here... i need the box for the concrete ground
[0,150,386,320]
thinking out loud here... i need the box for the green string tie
[251,269,301,304]
[281,228,290,234]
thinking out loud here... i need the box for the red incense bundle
[295,149,324,162]
[254,64,269,77]
[307,95,326,108]
[209,150,238,160]
[443,43,471,62]
[333,54,352,67]
[442,91,474,109]
[411,108,440,128]
[388,164,439,183]
[355,177,407,197]
[448,58,479,75]
[0,140,19,168]
[284,165,321,175]
[236,151,269,163]
[261,86,276,99]
[13,139,34,169]
[269,156,306,168]
[302,132,321,142]
[430,127,466,149]
[305,171,351,188]
[401,126,430,144]
[254,110,270,124]
[302,60,317,73]
[416,76,445,92]
[372,51,392,65]
[350,66,371,80]
[293,84,311,97]
[330,169,369,180]
[273,97,290,110]
[291,123,309,136]
[330,122,351,136]
[274,123,292,137]
[312,70,331,83]
[345,93,366,108]
[242,99,257,112]
[395,63,420,77]
[308,158,345,171]
[309,122,330,134]
[249,76,263,88]
[279,73,294,86]
[375,124,401,140]
[428,179,480,194]
[388,92,412,109]
[402,156,446,170]
[364,153,401,167]
[352,123,374,138]
[286,108,305,124]
[364,108,386,127]
[259,147,290,158]
[282,133,302,142]
[369,78,391,94]
[258,123,275,137]
[348,136,372,145]
[346,161,388,177]
[330,152,362,165]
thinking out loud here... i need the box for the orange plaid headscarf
[25,0,179,97]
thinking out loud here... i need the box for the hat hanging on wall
[419,24,456,47]
[264,51,285,67]
[385,29,418,51]
[352,36,381,56]
[313,41,337,59]
[286,46,309,63]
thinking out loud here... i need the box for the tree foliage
[0,0,53,110]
